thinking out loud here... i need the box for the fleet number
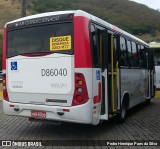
[41,68,67,76]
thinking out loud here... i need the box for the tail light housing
[3,73,9,101]
[72,73,89,106]
[2,28,8,101]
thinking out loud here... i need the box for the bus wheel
[145,99,151,105]
[117,102,126,123]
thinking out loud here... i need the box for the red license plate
[31,111,46,119]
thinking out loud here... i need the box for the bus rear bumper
[3,99,93,124]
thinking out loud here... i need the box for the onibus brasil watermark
[0,140,159,146]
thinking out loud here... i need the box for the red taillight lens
[76,95,83,103]
[72,73,89,106]
[2,73,9,101]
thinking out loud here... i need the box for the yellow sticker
[50,35,71,51]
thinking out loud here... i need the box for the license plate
[31,111,46,119]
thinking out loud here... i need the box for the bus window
[127,40,133,67]
[153,49,160,66]
[120,37,128,67]
[90,24,99,67]
[140,45,147,68]
[137,45,141,66]
[96,25,106,70]
[7,23,73,58]
[145,46,149,69]
[131,42,138,67]
[114,37,118,64]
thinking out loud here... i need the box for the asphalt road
[0,99,160,149]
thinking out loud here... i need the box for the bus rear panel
[3,11,94,124]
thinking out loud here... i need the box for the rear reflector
[63,109,70,112]
[93,82,101,104]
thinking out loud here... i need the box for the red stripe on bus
[74,16,92,68]
[112,25,123,33]
[2,28,7,70]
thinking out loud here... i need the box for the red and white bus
[3,10,154,125]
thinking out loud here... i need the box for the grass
[0,0,32,57]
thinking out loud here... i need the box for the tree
[21,0,26,17]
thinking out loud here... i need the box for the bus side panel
[92,68,103,125]
[155,66,160,89]
[120,69,147,109]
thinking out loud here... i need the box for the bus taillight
[72,73,89,106]
[2,74,9,101]
[76,95,83,102]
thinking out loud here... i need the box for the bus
[3,10,154,125]
[149,42,160,93]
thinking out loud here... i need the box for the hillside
[0,0,31,57]
[30,0,160,36]
[0,0,160,54]
[0,0,21,34]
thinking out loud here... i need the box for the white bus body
[3,10,154,125]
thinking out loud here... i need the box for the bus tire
[145,99,151,105]
[117,102,127,123]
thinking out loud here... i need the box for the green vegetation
[0,0,21,34]
[0,34,2,68]
[30,0,160,37]
[0,0,22,69]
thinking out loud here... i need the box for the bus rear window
[7,23,73,58]
[153,49,160,66]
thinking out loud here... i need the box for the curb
[155,91,160,98]
[0,92,3,101]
